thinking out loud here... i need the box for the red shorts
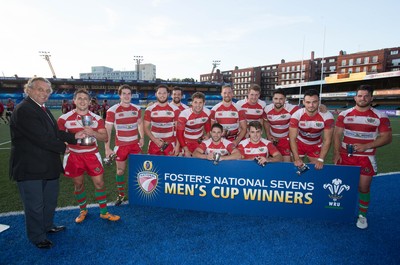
[297,140,321,158]
[63,152,104,178]
[337,154,377,177]
[148,141,176,156]
[185,141,200,154]
[114,143,142,161]
[275,138,291,156]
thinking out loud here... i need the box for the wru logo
[323,178,350,201]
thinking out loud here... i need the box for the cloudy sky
[0,0,398,80]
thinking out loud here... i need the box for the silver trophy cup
[80,115,95,146]
[213,153,221,165]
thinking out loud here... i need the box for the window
[348,68,353,73]
[321,59,326,63]
[296,65,300,71]
[392,58,400,66]
[371,65,377,72]
[356,67,360,73]
[356,58,361,64]
[329,66,336,71]
[291,66,295,71]
[363,66,368,72]
[372,56,378,63]
[341,60,346,66]
[390,50,398,55]
[329,58,335,63]
[364,57,369,64]
[349,59,353,66]
[282,67,285,72]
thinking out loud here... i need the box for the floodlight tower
[133,55,144,80]
[209,60,221,82]
[39,51,57,78]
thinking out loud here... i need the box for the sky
[0,0,399,81]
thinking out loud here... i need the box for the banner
[129,155,360,222]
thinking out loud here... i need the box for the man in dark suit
[9,77,84,249]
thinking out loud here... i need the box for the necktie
[41,106,54,125]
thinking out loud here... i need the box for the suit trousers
[17,178,59,244]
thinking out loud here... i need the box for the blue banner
[129,155,360,222]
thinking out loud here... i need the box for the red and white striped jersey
[210,102,246,136]
[237,138,279,159]
[235,99,266,124]
[172,102,189,112]
[335,107,391,156]
[144,102,180,142]
[197,138,236,156]
[57,110,105,154]
[105,103,142,146]
[177,107,211,145]
[289,108,334,145]
[264,103,299,138]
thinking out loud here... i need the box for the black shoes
[35,239,53,249]
[47,225,66,233]
[34,225,66,248]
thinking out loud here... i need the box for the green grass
[0,112,399,213]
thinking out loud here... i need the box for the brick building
[200,46,400,100]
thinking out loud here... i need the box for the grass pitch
[0,111,399,213]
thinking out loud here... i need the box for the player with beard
[210,85,247,147]
[192,123,241,161]
[171,86,189,111]
[333,85,392,229]
[58,89,120,223]
[144,85,181,156]
[289,89,334,170]
[263,89,299,162]
[177,92,211,157]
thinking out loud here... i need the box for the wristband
[317,158,324,162]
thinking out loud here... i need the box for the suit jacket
[9,97,77,181]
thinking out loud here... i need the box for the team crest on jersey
[256,110,261,114]
[132,111,137,116]
[315,122,323,127]
[347,117,354,122]
[259,147,266,152]
[167,111,172,115]
[202,118,207,122]
[366,118,376,124]
[230,112,236,117]
[280,114,287,118]
[118,113,124,117]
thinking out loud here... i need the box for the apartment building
[201,46,400,99]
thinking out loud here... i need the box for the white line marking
[0,202,129,217]
[0,141,11,146]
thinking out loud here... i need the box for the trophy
[80,115,95,146]
[296,163,310,175]
[103,153,117,166]
[254,156,266,167]
[346,144,354,157]
[160,141,169,152]
[213,153,221,165]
